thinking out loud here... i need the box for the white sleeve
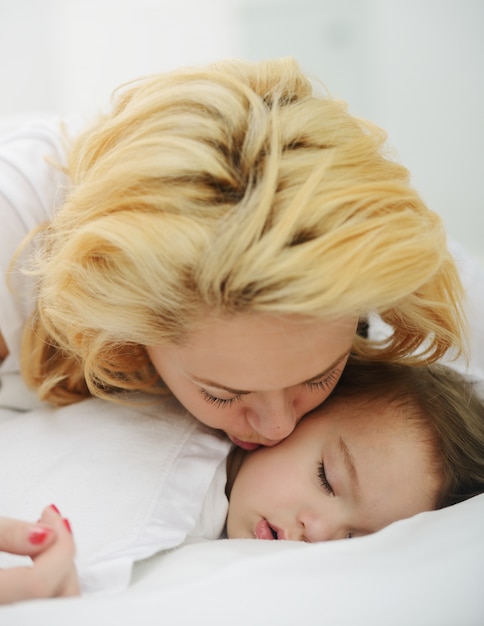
[0,115,82,374]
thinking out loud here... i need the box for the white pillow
[0,390,231,594]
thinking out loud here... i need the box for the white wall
[237,0,484,258]
[0,0,240,116]
[1,0,482,257]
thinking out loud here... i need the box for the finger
[58,565,81,598]
[0,516,56,557]
[38,505,75,545]
[0,505,80,604]
[0,565,49,604]
[0,558,79,604]
[38,504,64,527]
[31,506,79,597]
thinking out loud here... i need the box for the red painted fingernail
[28,526,51,545]
[49,504,61,515]
[63,518,72,534]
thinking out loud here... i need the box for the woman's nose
[245,391,298,441]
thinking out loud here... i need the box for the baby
[1,360,483,602]
[226,359,484,541]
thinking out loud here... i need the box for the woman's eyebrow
[189,377,251,395]
[338,436,360,496]
[304,351,350,383]
[189,350,350,395]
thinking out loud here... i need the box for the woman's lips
[229,436,282,450]
[229,436,261,451]
[255,519,285,540]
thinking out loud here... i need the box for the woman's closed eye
[304,368,341,392]
[199,388,242,408]
[198,365,342,409]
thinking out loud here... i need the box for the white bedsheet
[1,493,483,626]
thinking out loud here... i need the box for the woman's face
[147,313,358,448]
[226,395,440,542]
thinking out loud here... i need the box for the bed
[1,484,484,625]
[0,253,484,626]
[0,117,483,625]
[0,379,483,626]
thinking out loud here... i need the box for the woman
[1,58,465,439]
[0,57,467,598]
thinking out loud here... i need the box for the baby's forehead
[320,385,400,410]
[315,389,415,428]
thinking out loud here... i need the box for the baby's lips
[271,524,286,540]
[255,519,274,540]
[255,519,285,540]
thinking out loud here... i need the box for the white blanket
[1,494,483,626]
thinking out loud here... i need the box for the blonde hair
[21,57,466,405]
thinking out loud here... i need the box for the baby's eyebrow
[189,351,350,395]
[338,436,360,496]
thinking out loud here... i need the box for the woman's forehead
[173,313,358,391]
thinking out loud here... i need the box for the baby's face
[226,394,441,541]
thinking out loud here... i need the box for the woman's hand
[0,505,80,604]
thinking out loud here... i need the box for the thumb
[0,516,56,557]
